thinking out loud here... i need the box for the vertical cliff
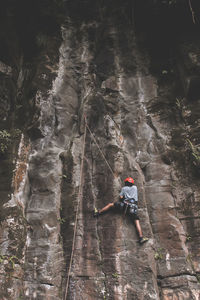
[0,0,200,299]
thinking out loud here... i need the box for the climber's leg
[134,219,148,245]
[129,206,148,245]
[99,202,114,214]
[134,219,143,238]
[94,202,114,217]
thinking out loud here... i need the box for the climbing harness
[123,199,138,216]
[64,115,116,300]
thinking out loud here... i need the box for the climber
[94,177,148,245]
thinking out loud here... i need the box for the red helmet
[124,177,134,184]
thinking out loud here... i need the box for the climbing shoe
[139,237,148,245]
[93,208,100,218]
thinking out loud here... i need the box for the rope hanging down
[64,118,87,300]
[84,116,117,179]
[64,116,116,299]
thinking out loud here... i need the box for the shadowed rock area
[0,0,200,299]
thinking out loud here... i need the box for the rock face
[0,0,200,299]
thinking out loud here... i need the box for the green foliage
[0,254,5,264]
[0,130,10,139]
[112,273,119,279]
[0,130,11,154]
[0,254,19,269]
[59,174,67,179]
[154,248,163,260]
[176,97,183,109]
[58,218,66,224]
[0,129,22,155]
[187,139,200,166]
[9,255,18,269]
[186,235,192,242]
[186,253,193,263]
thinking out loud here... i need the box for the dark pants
[114,201,139,220]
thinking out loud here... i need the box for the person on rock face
[94,177,148,245]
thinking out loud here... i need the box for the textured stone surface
[0,1,200,299]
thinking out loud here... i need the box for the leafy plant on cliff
[175,97,183,110]
[0,130,11,154]
[58,217,66,224]
[187,139,200,167]
[186,234,192,242]
[154,248,163,260]
[112,273,119,279]
[0,129,21,155]
[0,254,19,270]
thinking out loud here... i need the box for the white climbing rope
[64,115,116,299]
[84,116,117,179]
[64,117,87,300]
